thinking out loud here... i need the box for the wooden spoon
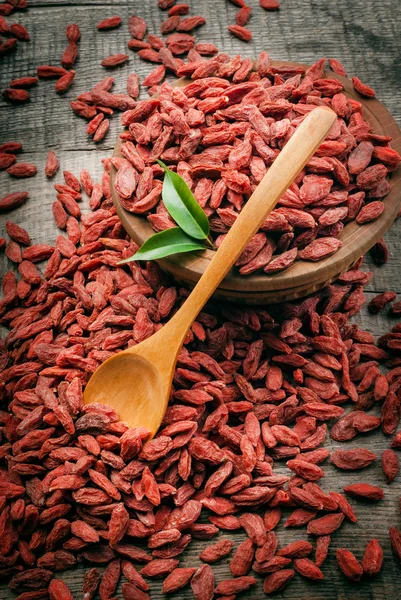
[83,106,337,436]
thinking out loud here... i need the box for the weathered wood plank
[1,0,401,598]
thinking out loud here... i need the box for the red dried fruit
[315,535,331,567]
[369,291,397,313]
[356,201,385,224]
[390,527,401,563]
[391,432,401,449]
[128,39,152,51]
[49,579,73,600]
[3,88,30,102]
[93,119,110,142]
[307,513,344,535]
[277,540,313,558]
[299,237,342,260]
[127,73,140,98]
[97,16,122,30]
[45,151,60,178]
[101,54,129,68]
[0,191,29,212]
[0,13,9,30]
[7,163,37,178]
[5,221,30,245]
[195,43,218,55]
[260,0,280,8]
[121,582,149,600]
[362,539,383,576]
[191,564,215,600]
[9,23,29,41]
[121,561,148,591]
[37,65,68,78]
[229,538,255,576]
[140,558,179,578]
[143,65,166,87]
[9,569,53,592]
[239,513,266,546]
[199,539,233,563]
[208,516,241,531]
[381,389,400,435]
[0,4,13,16]
[285,508,316,528]
[331,448,376,470]
[168,4,189,16]
[352,76,376,97]
[55,70,76,93]
[162,567,196,593]
[129,15,147,39]
[382,449,399,483]
[348,141,374,175]
[61,43,78,68]
[336,548,363,581]
[343,483,385,501]
[66,23,80,42]
[357,165,388,190]
[70,100,97,119]
[160,16,180,35]
[235,6,252,25]
[263,569,294,594]
[0,141,22,153]
[176,16,206,32]
[214,576,256,595]
[390,302,401,316]
[329,58,347,76]
[0,154,17,171]
[286,459,324,481]
[294,557,324,580]
[227,25,252,41]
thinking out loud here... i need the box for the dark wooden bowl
[111,61,401,304]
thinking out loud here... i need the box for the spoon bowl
[84,343,167,434]
[84,107,337,433]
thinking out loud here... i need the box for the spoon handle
[166,106,337,341]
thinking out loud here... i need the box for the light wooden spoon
[83,106,336,436]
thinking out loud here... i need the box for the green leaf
[157,160,210,240]
[118,227,206,263]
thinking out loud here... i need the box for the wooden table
[1,0,401,598]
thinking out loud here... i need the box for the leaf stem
[205,236,215,250]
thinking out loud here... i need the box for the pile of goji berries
[2,184,401,598]
[2,1,401,599]
[113,54,400,276]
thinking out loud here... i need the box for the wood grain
[1,0,401,599]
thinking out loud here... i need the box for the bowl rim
[111,60,401,294]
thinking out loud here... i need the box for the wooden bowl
[111,61,401,304]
